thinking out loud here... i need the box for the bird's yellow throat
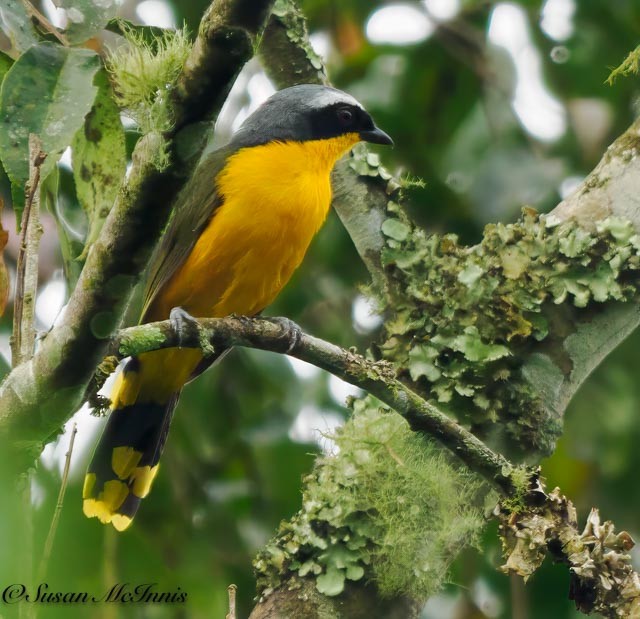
[150,132,361,320]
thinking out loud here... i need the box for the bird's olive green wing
[141,146,234,321]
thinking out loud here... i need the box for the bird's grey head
[230,84,392,148]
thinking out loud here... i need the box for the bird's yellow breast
[153,133,359,319]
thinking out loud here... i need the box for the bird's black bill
[360,126,393,146]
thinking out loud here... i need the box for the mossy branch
[116,315,517,492]
[258,1,640,457]
[0,0,276,468]
[114,315,640,618]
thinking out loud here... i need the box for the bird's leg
[269,317,303,354]
[169,306,200,348]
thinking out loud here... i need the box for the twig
[510,573,529,619]
[11,135,46,367]
[36,423,77,583]
[23,1,69,46]
[226,584,237,619]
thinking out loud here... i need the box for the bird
[82,84,393,530]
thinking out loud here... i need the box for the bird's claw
[169,306,199,348]
[270,317,302,354]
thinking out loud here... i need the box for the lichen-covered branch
[496,475,640,618]
[376,207,640,457]
[116,315,517,493]
[0,0,275,468]
[115,314,640,618]
[259,1,640,459]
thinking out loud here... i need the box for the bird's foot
[169,307,200,348]
[270,317,303,354]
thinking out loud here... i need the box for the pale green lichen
[375,206,640,454]
[349,143,395,183]
[254,397,483,601]
[106,23,191,167]
[272,0,326,75]
[499,465,533,514]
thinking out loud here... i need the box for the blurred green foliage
[0,0,639,618]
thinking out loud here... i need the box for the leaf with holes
[72,69,125,260]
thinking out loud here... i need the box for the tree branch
[0,0,276,466]
[258,1,640,454]
[114,315,640,618]
[116,315,516,492]
[538,119,640,419]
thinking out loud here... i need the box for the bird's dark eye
[336,107,354,126]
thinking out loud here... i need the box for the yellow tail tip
[83,498,133,531]
[83,477,132,531]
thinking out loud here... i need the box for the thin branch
[23,1,69,46]
[115,316,516,492]
[37,422,77,583]
[226,584,237,619]
[11,135,46,367]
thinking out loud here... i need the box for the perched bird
[83,84,393,530]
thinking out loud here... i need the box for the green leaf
[0,0,39,56]
[41,168,84,289]
[72,69,125,260]
[0,43,101,222]
[0,52,13,84]
[55,0,119,44]
[316,567,345,596]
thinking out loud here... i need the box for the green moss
[254,397,483,601]
[118,324,165,356]
[376,207,640,454]
[607,45,640,84]
[106,23,191,167]
[500,465,532,514]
